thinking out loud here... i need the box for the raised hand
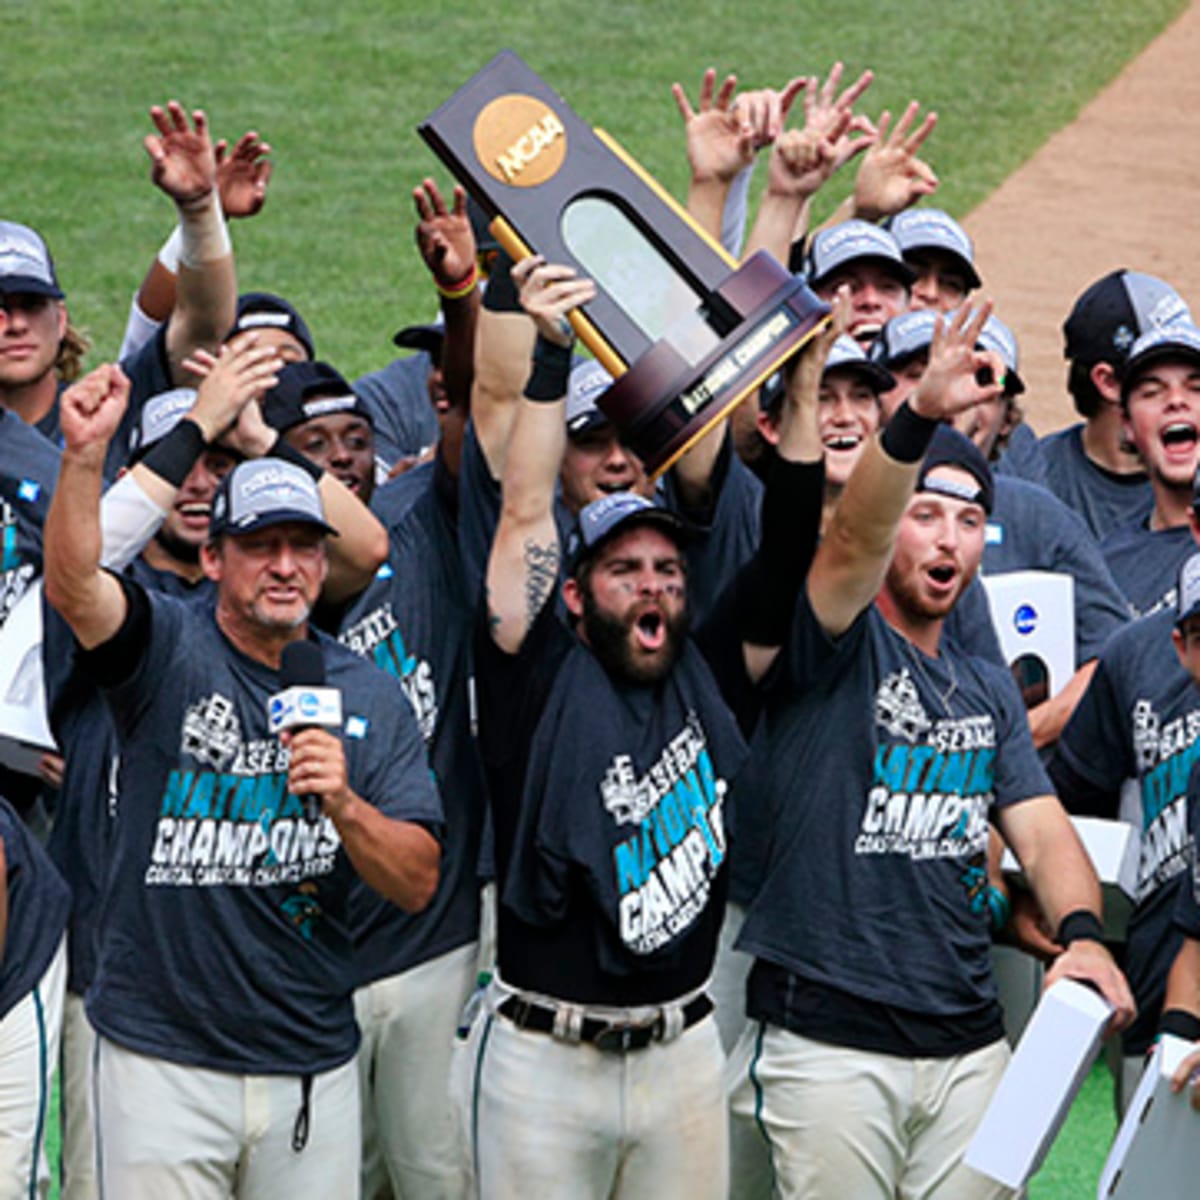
[215,131,272,219]
[512,255,597,348]
[672,68,786,186]
[911,301,1001,422]
[780,64,876,198]
[144,101,218,210]
[59,364,131,455]
[853,100,938,221]
[413,178,476,289]
[182,335,282,442]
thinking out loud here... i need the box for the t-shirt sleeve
[988,663,1054,810]
[1052,651,1131,804]
[782,582,864,695]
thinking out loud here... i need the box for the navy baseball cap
[393,316,444,355]
[886,208,981,290]
[0,221,64,299]
[209,459,337,539]
[1063,270,1190,366]
[260,361,372,434]
[231,292,315,360]
[871,310,939,369]
[803,220,915,291]
[129,387,198,460]
[1177,551,1200,628]
[1120,321,1200,402]
[565,360,615,436]
[917,426,994,514]
[566,492,685,574]
[824,335,895,393]
[976,314,1025,396]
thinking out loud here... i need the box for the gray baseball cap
[1176,551,1200,628]
[1120,321,1200,401]
[887,208,981,290]
[565,360,615,436]
[803,220,915,291]
[1064,270,1191,366]
[129,387,198,460]
[567,491,684,573]
[976,314,1025,396]
[0,221,64,299]
[870,309,939,369]
[209,459,337,539]
[824,335,895,393]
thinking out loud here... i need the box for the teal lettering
[160,769,193,818]
[966,748,995,795]
[904,746,936,790]
[184,773,215,819]
[615,838,646,894]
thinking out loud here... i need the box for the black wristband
[1056,909,1105,947]
[269,436,324,482]
[880,400,939,464]
[524,337,573,402]
[481,250,520,313]
[1159,1008,1200,1043]
[141,418,206,488]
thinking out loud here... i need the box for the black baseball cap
[260,361,372,434]
[231,292,315,360]
[1063,270,1190,367]
[566,492,685,574]
[917,426,994,514]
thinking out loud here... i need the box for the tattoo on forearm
[523,538,560,624]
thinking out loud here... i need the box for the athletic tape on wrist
[158,225,183,273]
[178,190,231,268]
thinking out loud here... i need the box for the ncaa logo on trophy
[420,50,829,477]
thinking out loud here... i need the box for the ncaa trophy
[419,50,829,477]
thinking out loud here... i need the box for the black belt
[497,992,713,1053]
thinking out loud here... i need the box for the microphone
[268,641,343,822]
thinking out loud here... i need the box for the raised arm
[808,302,997,638]
[485,258,596,653]
[44,367,135,649]
[142,102,239,386]
[412,177,480,477]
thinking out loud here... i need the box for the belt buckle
[593,1023,637,1054]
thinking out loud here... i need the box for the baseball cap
[976,314,1025,396]
[886,208,981,290]
[1176,551,1200,628]
[231,292,315,360]
[392,315,444,355]
[803,220,916,291]
[129,387,198,460]
[565,360,615,436]
[917,425,994,514]
[0,221,64,299]
[260,361,372,434]
[871,309,939,369]
[209,459,337,539]
[1063,270,1191,366]
[824,335,895,393]
[1120,321,1200,402]
[566,492,685,574]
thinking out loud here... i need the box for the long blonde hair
[56,320,90,383]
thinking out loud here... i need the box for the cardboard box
[1098,1034,1200,1197]
[0,581,55,775]
[965,979,1111,1190]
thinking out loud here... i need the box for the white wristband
[99,474,168,570]
[178,190,231,269]
[157,224,183,273]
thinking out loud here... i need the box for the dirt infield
[962,2,1200,434]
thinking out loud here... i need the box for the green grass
[1,0,1185,383]
[7,4,1178,1196]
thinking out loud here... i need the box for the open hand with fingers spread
[144,101,218,210]
[215,131,272,219]
[672,68,783,186]
[413,178,476,292]
[911,301,1001,422]
[181,335,283,442]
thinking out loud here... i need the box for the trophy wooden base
[596,252,829,478]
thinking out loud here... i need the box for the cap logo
[238,311,291,331]
[921,477,982,505]
[1113,324,1135,353]
[474,94,566,187]
[302,395,357,419]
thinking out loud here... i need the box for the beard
[582,590,689,685]
[885,560,972,623]
[154,525,202,565]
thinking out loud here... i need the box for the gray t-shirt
[1101,520,1194,619]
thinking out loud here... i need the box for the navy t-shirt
[1101,521,1194,619]
[994,421,1048,489]
[1038,424,1152,543]
[1052,609,1198,1054]
[353,355,439,470]
[338,463,486,983]
[984,475,1128,664]
[83,586,442,1074]
[0,409,58,630]
[738,590,1051,1049]
[475,600,747,1006]
[0,796,70,1018]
